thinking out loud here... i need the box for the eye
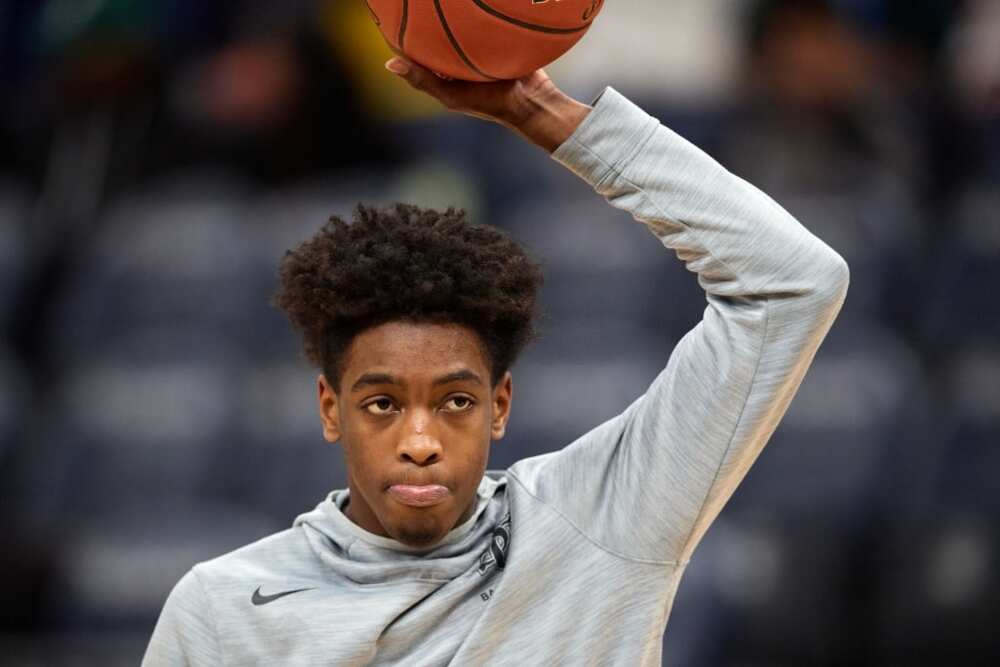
[442,395,475,413]
[363,397,397,415]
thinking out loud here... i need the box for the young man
[143,57,849,665]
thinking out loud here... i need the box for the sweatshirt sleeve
[506,87,849,565]
[142,567,222,666]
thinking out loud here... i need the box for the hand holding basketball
[386,56,554,125]
[386,56,591,153]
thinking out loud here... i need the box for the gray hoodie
[143,86,849,666]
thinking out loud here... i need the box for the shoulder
[145,525,320,664]
[192,525,315,590]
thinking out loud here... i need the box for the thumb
[385,57,452,96]
[384,56,411,76]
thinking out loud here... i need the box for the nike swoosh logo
[251,586,315,606]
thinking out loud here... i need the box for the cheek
[450,419,491,473]
[340,422,390,481]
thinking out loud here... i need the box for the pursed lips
[387,484,450,507]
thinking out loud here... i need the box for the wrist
[503,85,591,154]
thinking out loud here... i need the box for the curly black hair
[273,202,544,390]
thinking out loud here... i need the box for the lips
[387,484,449,507]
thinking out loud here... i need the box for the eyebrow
[432,369,484,387]
[349,369,484,393]
[350,372,399,392]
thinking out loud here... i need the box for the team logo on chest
[477,513,511,576]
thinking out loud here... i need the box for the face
[317,321,512,549]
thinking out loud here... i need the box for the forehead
[342,321,489,380]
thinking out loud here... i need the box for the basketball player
[143,57,849,665]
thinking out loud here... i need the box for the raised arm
[520,84,849,564]
[389,59,849,565]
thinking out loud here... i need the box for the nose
[397,434,442,465]
[397,415,442,466]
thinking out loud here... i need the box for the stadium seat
[727,317,927,520]
[918,181,1000,356]
[499,318,669,469]
[497,195,707,335]
[775,180,925,328]
[43,173,259,366]
[45,501,281,632]
[392,113,552,222]
[716,116,927,333]
[667,511,868,666]
[0,180,29,331]
[871,508,999,663]
[202,359,349,521]
[24,329,241,517]
[0,347,30,461]
[934,340,1000,511]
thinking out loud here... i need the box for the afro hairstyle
[273,202,543,390]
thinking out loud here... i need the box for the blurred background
[0,0,998,664]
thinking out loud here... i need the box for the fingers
[385,56,454,100]
[382,56,511,124]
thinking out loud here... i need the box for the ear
[317,373,342,444]
[490,371,513,441]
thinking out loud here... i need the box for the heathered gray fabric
[143,87,849,666]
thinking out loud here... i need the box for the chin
[391,514,449,549]
[394,527,446,549]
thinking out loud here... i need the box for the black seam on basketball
[472,0,591,34]
[362,0,380,26]
[398,0,409,51]
[433,0,499,80]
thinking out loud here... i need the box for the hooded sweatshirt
[143,87,849,666]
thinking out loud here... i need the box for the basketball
[363,0,605,81]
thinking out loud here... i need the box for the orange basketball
[364,0,605,81]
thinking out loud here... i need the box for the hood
[292,471,508,585]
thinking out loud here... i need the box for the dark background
[0,0,997,664]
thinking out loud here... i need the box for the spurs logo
[530,0,601,22]
[478,513,512,576]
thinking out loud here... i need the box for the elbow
[814,248,850,309]
[829,250,851,297]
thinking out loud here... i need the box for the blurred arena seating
[663,316,930,666]
[1,0,998,664]
[934,341,1000,511]
[715,115,928,334]
[0,180,29,332]
[918,180,1000,355]
[43,330,240,511]
[46,500,281,632]
[0,348,29,462]
[500,195,707,334]
[501,318,670,471]
[873,508,998,663]
[42,171,260,367]
[729,317,927,520]
[2,122,996,667]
